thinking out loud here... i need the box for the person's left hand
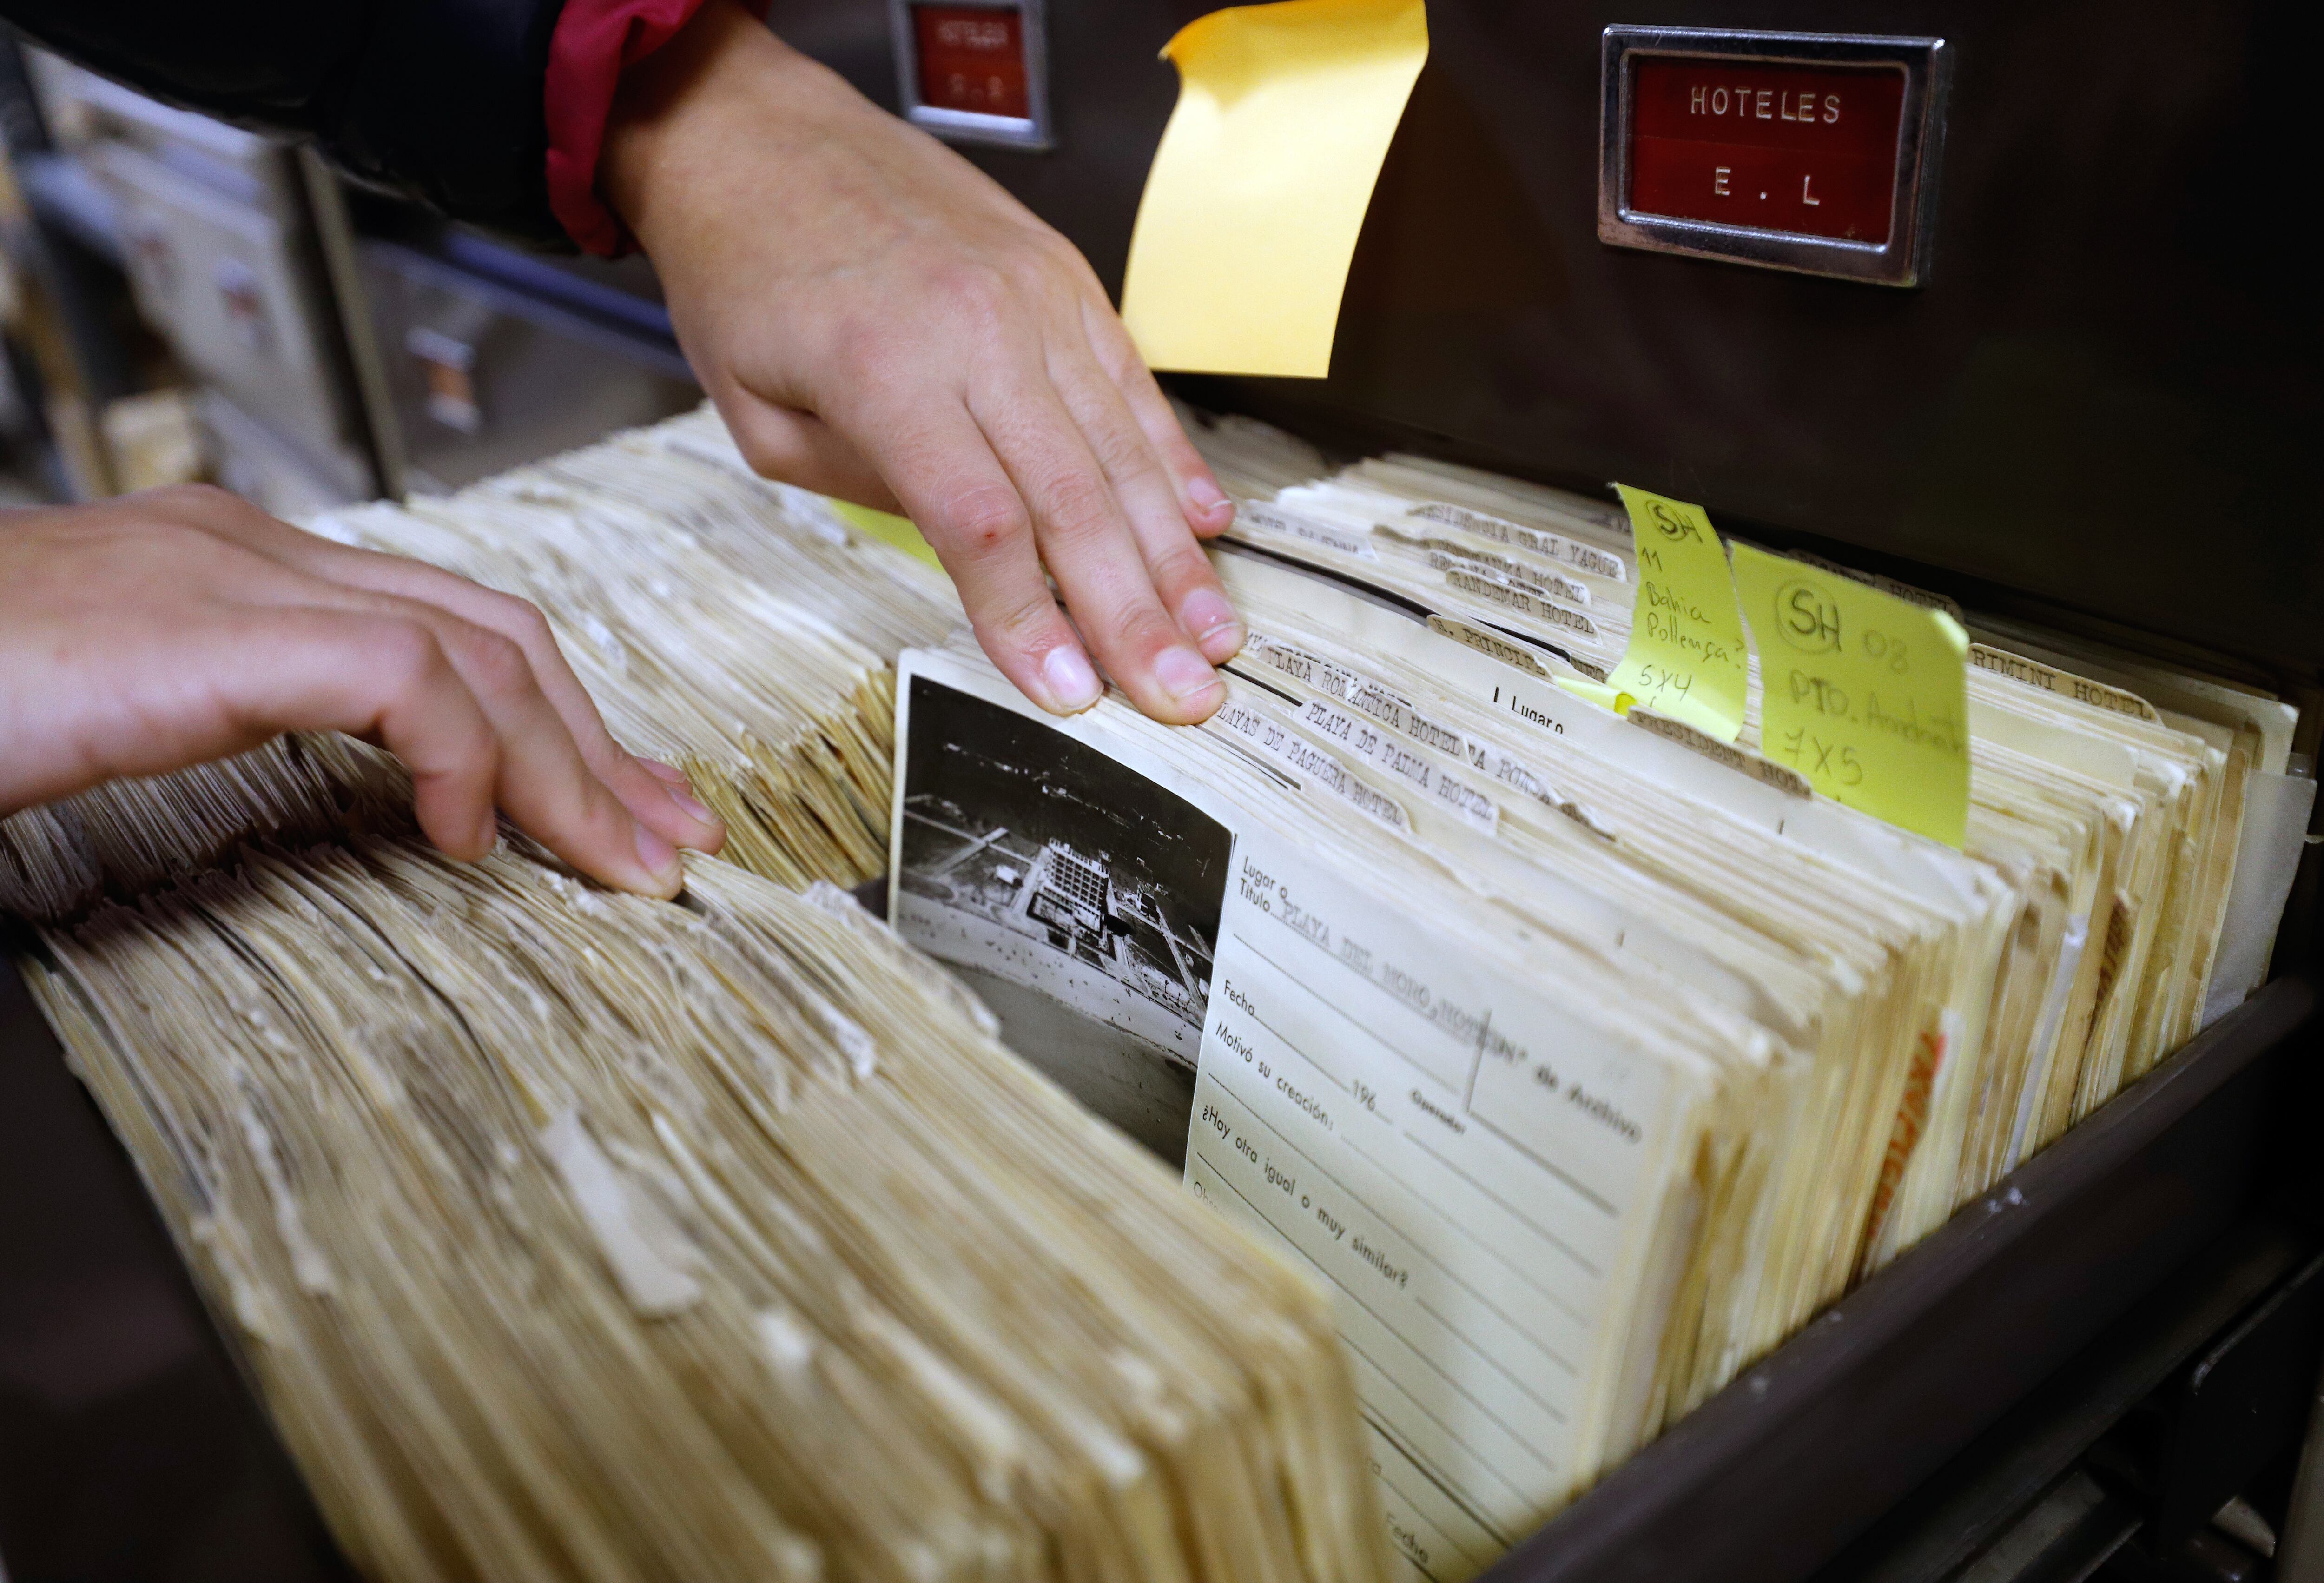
[0,486,725,897]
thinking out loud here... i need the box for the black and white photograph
[896,676,1231,1164]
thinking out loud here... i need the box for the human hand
[0,487,725,897]
[602,0,1242,725]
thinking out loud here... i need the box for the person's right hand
[600,0,1243,726]
[0,486,725,898]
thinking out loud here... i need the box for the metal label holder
[1598,27,1949,286]
[890,0,1054,152]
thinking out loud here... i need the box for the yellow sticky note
[829,498,943,570]
[1605,484,1750,742]
[1553,675,1635,714]
[1731,542,1972,848]
[1121,0,1428,377]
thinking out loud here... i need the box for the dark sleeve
[0,0,574,248]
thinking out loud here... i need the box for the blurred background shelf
[0,31,703,512]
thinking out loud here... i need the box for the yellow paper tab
[1731,542,1972,848]
[1605,484,1750,742]
[1553,675,1635,714]
[828,498,942,569]
[1121,0,1428,377]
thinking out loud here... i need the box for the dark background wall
[766,0,2321,675]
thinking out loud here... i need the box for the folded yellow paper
[1732,541,1972,848]
[1555,674,1637,714]
[1121,0,1429,377]
[1605,484,1751,742]
[829,497,944,569]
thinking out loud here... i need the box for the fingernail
[1041,645,1103,713]
[635,822,682,890]
[1154,644,1221,705]
[1182,589,1244,659]
[637,755,691,787]
[663,779,717,826]
[1188,475,1234,522]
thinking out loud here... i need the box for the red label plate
[913,6,1029,119]
[1628,57,1906,245]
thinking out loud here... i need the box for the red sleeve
[542,0,711,256]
